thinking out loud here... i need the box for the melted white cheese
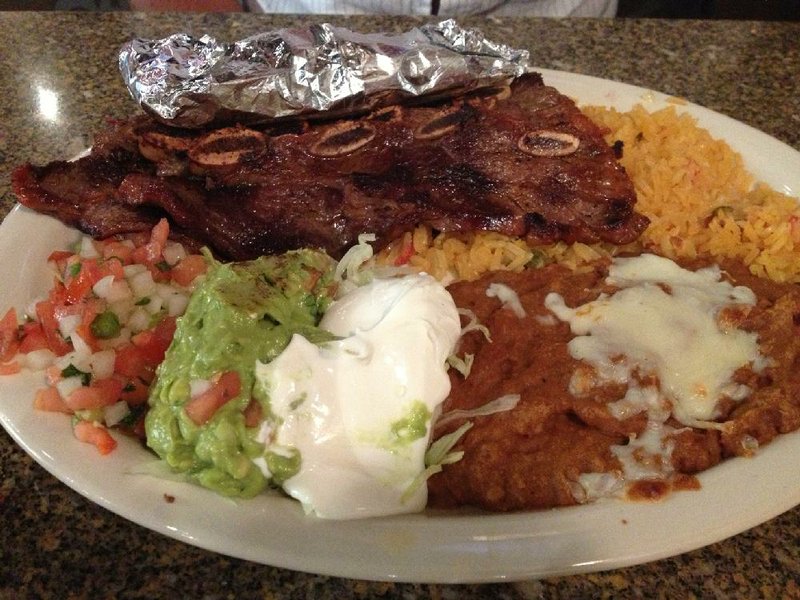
[486,282,526,318]
[545,254,764,425]
[254,274,460,519]
[553,254,772,502]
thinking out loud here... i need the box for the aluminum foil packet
[119,19,529,128]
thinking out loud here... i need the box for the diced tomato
[63,258,101,304]
[302,268,322,293]
[132,317,176,367]
[47,250,74,264]
[34,300,71,356]
[64,387,105,411]
[127,231,150,248]
[64,378,124,411]
[47,279,68,306]
[148,262,173,284]
[18,322,49,354]
[33,387,72,414]
[185,385,226,426]
[101,240,134,265]
[184,371,242,426]
[93,377,126,404]
[131,218,169,265]
[52,302,82,322]
[0,308,19,363]
[11,220,205,455]
[119,376,150,406]
[47,250,74,274]
[114,344,148,378]
[218,371,241,397]
[393,233,414,266]
[74,304,101,353]
[97,257,126,281]
[170,254,207,287]
[73,420,117,455]
[243,398,263,428]
[0,361,21,376]
[73,327,100,353]
[64,275,94,303]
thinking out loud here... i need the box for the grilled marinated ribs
[12,73,647,260]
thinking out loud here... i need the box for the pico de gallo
[0,219,206,455]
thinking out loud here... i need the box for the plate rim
[1,68,799,583]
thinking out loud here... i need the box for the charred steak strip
[13,73,647,260]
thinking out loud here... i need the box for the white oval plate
[1,70,799,584]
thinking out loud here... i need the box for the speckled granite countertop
[1,11,799,599]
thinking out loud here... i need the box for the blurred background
[0,0,797,19]
[618,0,798,19]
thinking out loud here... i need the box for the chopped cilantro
[61,364,91,386]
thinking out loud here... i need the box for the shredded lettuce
[457,307,492,342]
[400,422,473,505]
[446,352,474,378]
[334,233,376,293]
[435,393,521,430]
[425,421,473,467]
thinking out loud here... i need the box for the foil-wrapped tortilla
[119,19,529,128]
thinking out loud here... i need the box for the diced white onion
[104,401,130,427]
[92,275,115,299]
[107,280,133,303]
[97,327,132,350]
[57,314,81,340]
[20,349,56,370]
[127,308,151,333]
[89,350,116,380]
[71,332,93,357]
[55,351,91,373]
[108,299,134,324]
[123,264,147,278]
[166,294,189,317]
[145,295,163,315]
[79,236,100,259]
[130,270,157,297]
[162,242,187,266]
[155,283,174,298]
[117,327,132,344]
[56,376,84,399]
[189,379,212,398]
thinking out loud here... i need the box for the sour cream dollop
[253,274,461,519]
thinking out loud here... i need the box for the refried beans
[427,257,800,512]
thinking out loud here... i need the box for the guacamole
[145,249,336,498]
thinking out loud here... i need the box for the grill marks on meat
[428,259,800,512]
[12,73,646,260]
[12,148,157,238]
